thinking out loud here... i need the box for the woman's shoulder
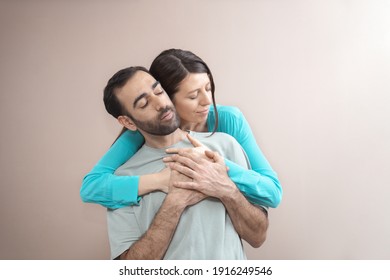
[210,104,243,120]
[212,104,242,115]
[212,105,244,122]
[208,105,246,134]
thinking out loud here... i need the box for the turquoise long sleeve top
[80,105,282,208]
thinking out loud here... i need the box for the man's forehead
[129,70,156,91]
[118,71,156,98]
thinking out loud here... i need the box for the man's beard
[129,106,180,136]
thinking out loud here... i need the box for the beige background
[1,0,389,260]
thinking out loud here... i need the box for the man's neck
[143,128,188,149]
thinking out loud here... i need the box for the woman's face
[172,73,212,130]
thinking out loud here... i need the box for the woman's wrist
[139,172,168,195]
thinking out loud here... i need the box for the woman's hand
[166,150,236,199]
[164,134,212,162]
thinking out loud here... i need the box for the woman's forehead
[178,73,210,91]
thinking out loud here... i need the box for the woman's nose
[200,90,212,105]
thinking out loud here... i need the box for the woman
[80,49,282,209]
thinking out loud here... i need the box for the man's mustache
[159,106,175,118]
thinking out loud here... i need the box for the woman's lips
[197,108,209,115]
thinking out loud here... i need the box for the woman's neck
[180,121,208,132]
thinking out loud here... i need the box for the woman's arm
[209,105,283,208]
[80,129,169,209]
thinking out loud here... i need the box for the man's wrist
[164,193,186,214]
[219,180,240,202]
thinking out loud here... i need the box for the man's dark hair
[103,66,149,119]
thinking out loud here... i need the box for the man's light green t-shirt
[108,131,251,260]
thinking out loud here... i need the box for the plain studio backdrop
[0,0,389,260]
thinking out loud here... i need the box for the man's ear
[118,115,137,131]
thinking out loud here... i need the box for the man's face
[116,70,180,136]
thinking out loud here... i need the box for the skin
[115,71,183,148]
[171,73,212,132]
[120,169,205,259]
[137,73,213,193]
[165,136,268,247]
[113,70,268,259]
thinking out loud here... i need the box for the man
[104,66,268,259]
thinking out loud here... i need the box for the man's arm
[118,170,205,259]
[118,194,183,259]
[167,150,268,248]
[216,178,269,247]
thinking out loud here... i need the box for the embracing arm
[80,129,169,209]
[212,106,282,208]
[225,159,281,208]
[168,150,268,247]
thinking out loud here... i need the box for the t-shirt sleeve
[107,207,142,259]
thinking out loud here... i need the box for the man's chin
[148,126,179,136]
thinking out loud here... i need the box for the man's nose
[152,95,168,111]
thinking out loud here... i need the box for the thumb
[187,133,203,148]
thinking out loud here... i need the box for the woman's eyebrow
[152,81,160,90]
[187,82,210,94]
[187,88,198,94]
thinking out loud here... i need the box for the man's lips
[160,110,173,121]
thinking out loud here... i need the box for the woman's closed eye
[188,94,198,100]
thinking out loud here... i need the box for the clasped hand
[163,134,234,199]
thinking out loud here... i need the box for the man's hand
[167,167,207,208]
[166,150,236,199]
[166,148,269,249]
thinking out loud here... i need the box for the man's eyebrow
[133,81,161,108]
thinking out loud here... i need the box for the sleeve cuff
[111,176,141,207]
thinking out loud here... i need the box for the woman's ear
[118,115,137,131]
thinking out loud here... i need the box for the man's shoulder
[191,131,238,147]
[114,144,164,176]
